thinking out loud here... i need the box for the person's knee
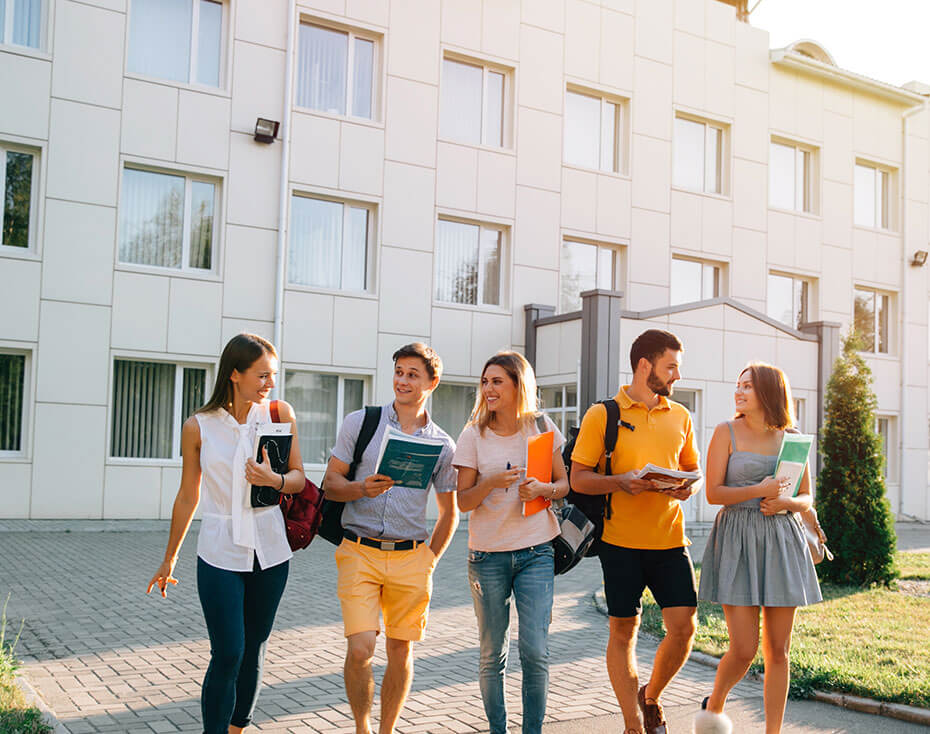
[729,638,759,667]
[211,643,245,676]
[346,633,376,667]
[664,610,697,644]
[608,616,640,647]
[384,637,412,665]
[518,635,549,670]
[763,638,791,666]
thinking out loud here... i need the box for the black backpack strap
[347,406,382,481]
[601,399,619,476]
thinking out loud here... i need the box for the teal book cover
[374,428,444,490]
[773,433,814,498]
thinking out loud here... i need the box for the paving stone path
[0,525,762,733]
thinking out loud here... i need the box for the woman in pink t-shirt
[453,351,569,734]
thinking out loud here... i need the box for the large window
[128,0,224,87]
[435,219,504,307]
[289,195,371,291]
[0,352,26,454]
[770,141,813,213]
[296,22,376,119]
[111,360,206,459]
[854,162,891,229]
[854,287,891,354]
[674,116,724,194]
[767,273,809,329]
[0,0,41,48]
[430,383,475,443]
[540,384,578,435]
[564,89,622,173]
[560,239,620,313]
[440,57,507,147]
[285,371,365,465]
[1,146,36,250]
[119,168,217,271]
[671,257,719,305]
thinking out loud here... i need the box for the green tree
[817,332,897,586]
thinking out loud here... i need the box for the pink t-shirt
[453,415,564,552]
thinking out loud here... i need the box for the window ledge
[0,43,51,62]
[437,137,514,156]
[767,206,822,221]
[106,458,182,467]
[853,224,899,236]
[293,106,384,129]
[124,72,231,99]
[285,283,378,300]
[562,163,631,180]
[116,263,222,282]
[0,455,30,464]
[670,186,732,202]
[859,351,898,361]
[432,301,511,316]
[0,247,41,262]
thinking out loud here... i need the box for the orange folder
[522,430,554,517]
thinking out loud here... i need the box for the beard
[647,367,674,397]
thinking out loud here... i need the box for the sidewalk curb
[591,589,930,728]
[15,671,67,734]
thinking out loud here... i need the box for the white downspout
[272,0,298,395]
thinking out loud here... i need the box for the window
[111,360,206,459]
[440,57,507,147]
[1,145,36,250]
[854,287,890,354]
[285,371,366,465]
[289,195,371,291]
[128,0,224,87]
[674,116,724,194]
[671,257,719,305]
[793,398,805,431]
[119,168,217,271]
[767,273,809,329]
[0,352,26,454]
[435,219,505,307]
[854,162,891,229]
[296,22,376,119]
[0,0,41,49]
[875,416,891,479]
[770,141,813,213]
[560,240,620,313]
[564,89,622,173]
[430,383,475,443]
[540,384,578,435]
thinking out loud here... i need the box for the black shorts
[598,542,697,618]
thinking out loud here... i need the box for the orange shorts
[334,538,437,641]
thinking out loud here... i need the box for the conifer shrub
[817,332,897,586]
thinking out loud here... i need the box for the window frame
[670,255,723,306]
[439,52,514,150]
[282,367,371,469]
[125,0,228,90]
[766,271,812,330]
[287,190,377,294]
[559,237,624,314]
[563,85,628,175]
[853,286,894,355]
[539,383,579,435]
[295,17,383,122]
[0,142,40,254]
[673,114,728,196]
[875,414,896,482]
[769,138,818,214]
[854,160,894,231]
[107,356,211,465]
[0,347,31,460]
[0,0,47,51]
[434,215,510,311]
[428,381,477,444]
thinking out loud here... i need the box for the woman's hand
[146,558,178,598]
[517,478,551,502]
[488,467,523,491]
[245,446,281,488]
[757,476,789,499]
[760,496,792,516]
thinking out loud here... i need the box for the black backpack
[318,405,383,545]
[563,399,624,557]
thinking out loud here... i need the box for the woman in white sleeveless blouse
[147,334,306,734]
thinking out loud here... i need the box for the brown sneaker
[637,685,668,734]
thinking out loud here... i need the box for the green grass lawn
[0,599,51,734]
[640,551,930,708]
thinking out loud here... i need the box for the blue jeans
[196,556,288,734]
[467,543,555,734]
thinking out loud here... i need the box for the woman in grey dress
[693,363,821,734]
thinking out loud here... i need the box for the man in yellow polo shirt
[571,329,701,734]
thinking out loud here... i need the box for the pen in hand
[506,462,511,491]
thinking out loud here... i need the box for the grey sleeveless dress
[698,423,822,607]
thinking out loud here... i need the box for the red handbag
[270,401,325,551]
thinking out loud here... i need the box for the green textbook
[773,432,814,500]
[374,427,444,490]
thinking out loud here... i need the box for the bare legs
[645,606,697,701]
[344,632,414,734]
[706,605,797,734]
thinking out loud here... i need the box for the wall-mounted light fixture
[911,250,928,267]
[254,118,280,144]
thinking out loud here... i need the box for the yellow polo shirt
[571,386,699,550]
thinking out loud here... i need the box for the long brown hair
[468,351,540,435]
[198,333,278,415]
[734,362,795,430]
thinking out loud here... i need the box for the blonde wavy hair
[468,351,540,435]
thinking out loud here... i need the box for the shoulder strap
[353,406,382,467]
[269,400,280,423]
[601,399,620,476]
[726,421,737,452]
[535,414,548,434]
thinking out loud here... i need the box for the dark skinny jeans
[196,556,288,733]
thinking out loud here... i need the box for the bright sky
[749,0,930,88]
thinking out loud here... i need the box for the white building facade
[1,0,928,521]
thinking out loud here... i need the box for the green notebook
[773,433,814,498]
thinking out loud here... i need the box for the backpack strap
[269,399,280,423]
[601,399,620,476]
[535,414,548,434]
[347,406,382,481]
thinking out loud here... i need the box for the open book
[633,464,702,492]
[374,427,444,490]
[250,422,292,506]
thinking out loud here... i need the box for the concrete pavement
[0,521,927,733]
